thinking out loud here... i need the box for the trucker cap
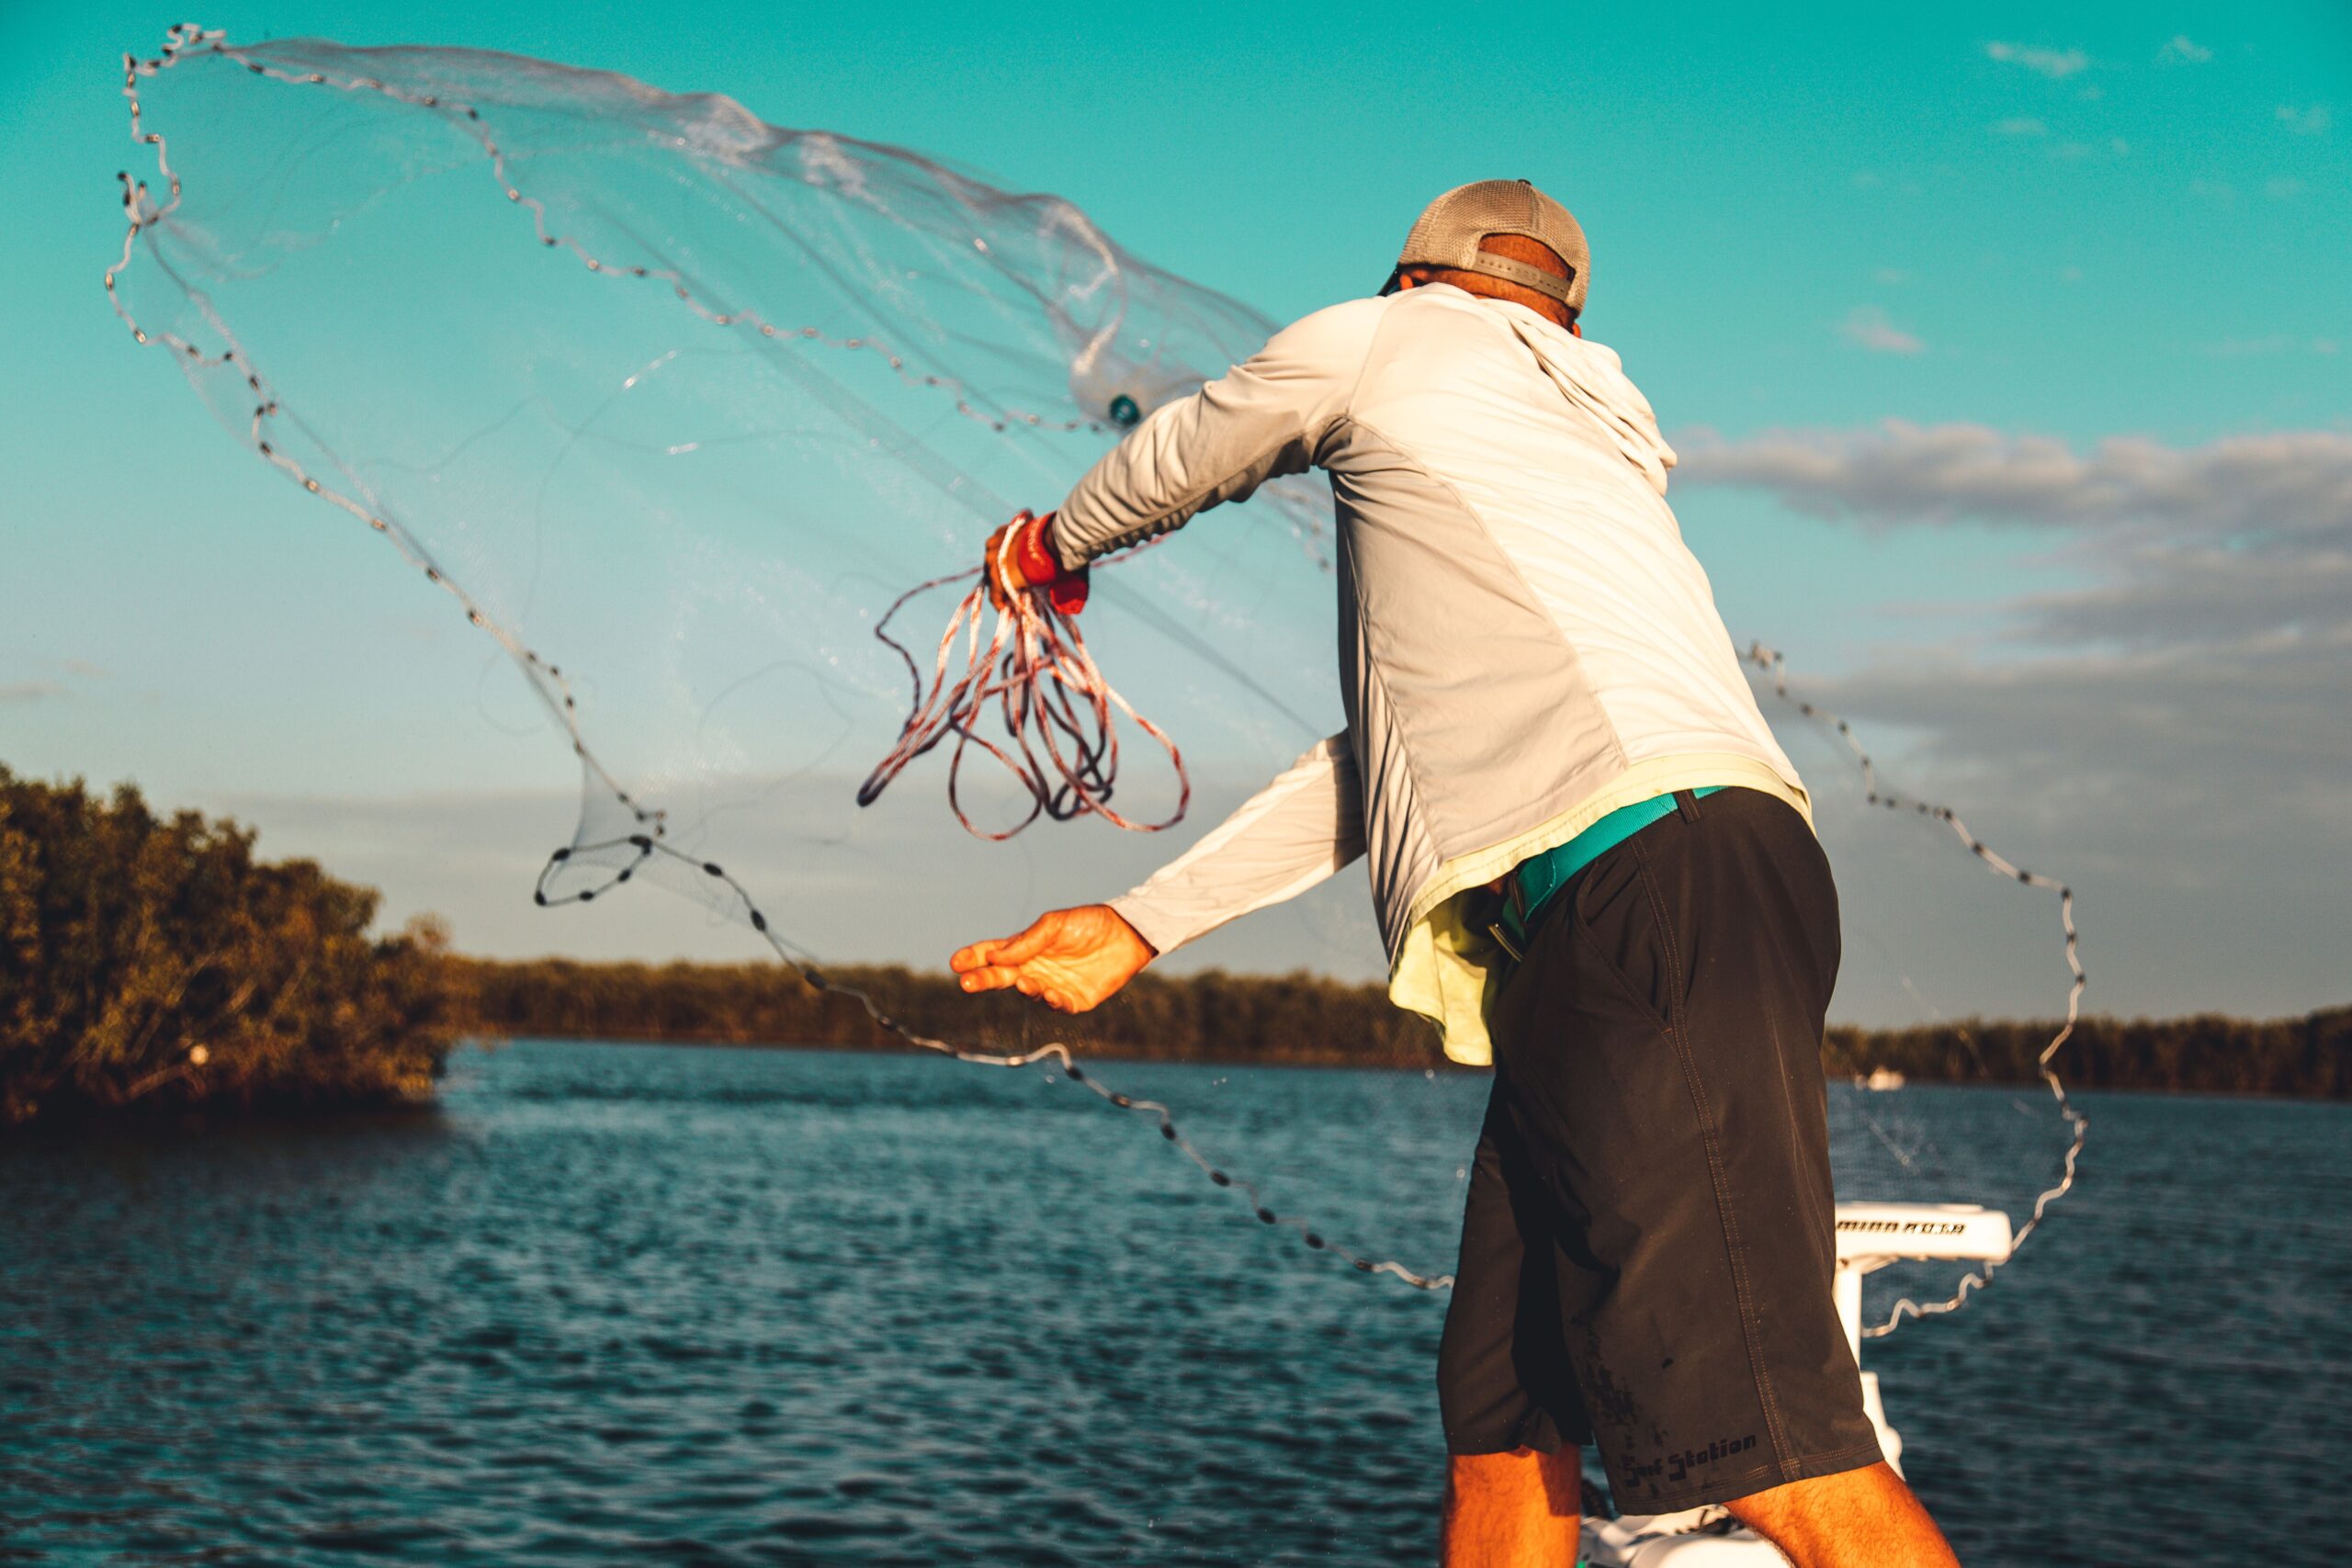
[1388,178,1589,316]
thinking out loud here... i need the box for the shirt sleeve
[1109,733,1367,957]
[1048,298,1383,570]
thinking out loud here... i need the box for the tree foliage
[1823,1010,2352,1099]
[458,956,1444,1069]
[0,768,468,1125]
[460,956,2351,1098]
[7,761,2339,1119]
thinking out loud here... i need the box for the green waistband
[1499,786,1725,953]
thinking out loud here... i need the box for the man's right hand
[950,904,1155,1013]
[982,509,1088,615]
[981,517,1029,611]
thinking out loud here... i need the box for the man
[951,181,1960,1568]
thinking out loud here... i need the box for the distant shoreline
[15,770,2340,1129]
[456,956,2352,1100]
[466,1032,2352,1104]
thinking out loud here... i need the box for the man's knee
[1724,1461,1958,1568]
[1724,1459,1894,1528]
[1443,1448,1584,1568]
[1448,1446,1580,1514]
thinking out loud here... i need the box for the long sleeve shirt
[1050,284,1811,1064]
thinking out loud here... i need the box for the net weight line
[1744,643,2089,1337]
[110,28,1106,438]
[527,835,1448,1287]
[108,28,2086,1327]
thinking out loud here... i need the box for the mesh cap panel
[1394,178,1589,315]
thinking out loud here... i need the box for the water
[3,1042,2345,1566]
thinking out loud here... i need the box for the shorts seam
[1445,1421,1569,1458]
[1626,829,1796,1474]
[1615,1440,1885,1515]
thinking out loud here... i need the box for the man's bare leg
[1725,1461,1960,1567]
[1442,1447,1580,1568]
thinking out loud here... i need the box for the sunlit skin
[950,902,1155,1013]
[1440,1451,1959,1568]
[1443,1448,1581,1566]
[1386,231,1585,335]
[1722,1462,1961,1568]
[980,518,1025,609]
[955,235,1962,1568]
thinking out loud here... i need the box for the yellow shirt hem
[1385,755,1815,1066]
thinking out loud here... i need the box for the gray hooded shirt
[1048,284,1811,1064]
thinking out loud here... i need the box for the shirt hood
[1487,300,1679,496]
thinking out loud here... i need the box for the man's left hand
[950,904,1154,1013]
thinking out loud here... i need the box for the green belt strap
[1498,786,1726,957]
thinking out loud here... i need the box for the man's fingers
[951,923,1047,971]
[983,524,1018,611]
[953,910,1091,999]
[989,918,1057,965]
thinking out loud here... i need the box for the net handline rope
[1744,642,2089,1337]
[855,545,1192,838]
[108,28,2088,1330]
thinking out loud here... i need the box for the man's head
[1382,178,1589,333]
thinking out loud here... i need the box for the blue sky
[3,1,2346,1023]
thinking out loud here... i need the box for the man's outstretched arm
[952,734,1367,1012]
[1046,299,1381,569]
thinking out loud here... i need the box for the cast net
[111,26,2082,1330]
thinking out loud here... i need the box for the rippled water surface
[4,1042,2346,1566]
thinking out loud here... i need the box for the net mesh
[111,26,2084,1327]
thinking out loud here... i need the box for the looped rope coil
[857,555,1190,839]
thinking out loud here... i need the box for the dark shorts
[1436,786,1883,1515]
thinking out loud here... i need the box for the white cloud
[1872,267,1911,286]
[1680,421,2352,1015]
[1679,423,2352,539]
[2267,175,2307,199]
[1838,307,1926,355]
[2208,334,2339,358]
[1985,41,2091,79]
[2209,336,2292,356]
[2277,104,2334,136]
[2042,136,2127,162]
[1993,117,2050,137]
[2158,35,2212,64]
